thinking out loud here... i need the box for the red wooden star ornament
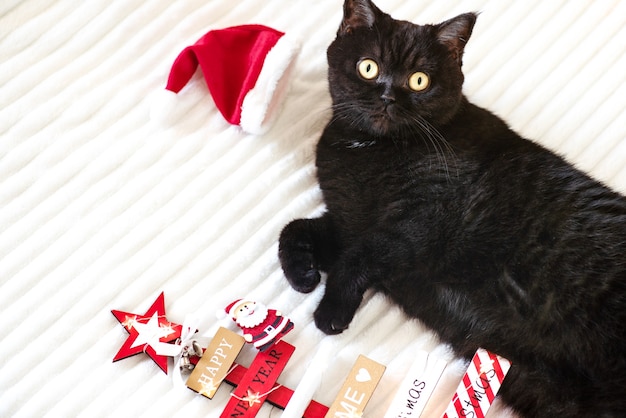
[112,292,182,373]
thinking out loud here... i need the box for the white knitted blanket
[1,1,624,417]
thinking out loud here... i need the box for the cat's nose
[379,78,396,105]
[381,93,396,105]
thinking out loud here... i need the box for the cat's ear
[338,0,382,35]
[436,13,478,65]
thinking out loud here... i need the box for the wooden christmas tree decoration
[114,294,508,418]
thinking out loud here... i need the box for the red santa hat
[151,24,300,135]
[216,299,245,320]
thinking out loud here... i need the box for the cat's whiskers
[329,102,371,132]
[329,102,459,182]
[399,109,459,181]
[307,102,362,133]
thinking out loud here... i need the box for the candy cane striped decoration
[442,348,511,418]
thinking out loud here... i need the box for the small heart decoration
[355,367,371,383]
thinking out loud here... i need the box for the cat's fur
[278,0,626,416]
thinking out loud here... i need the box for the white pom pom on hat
[149,89,185,126]
[151,24,300,135]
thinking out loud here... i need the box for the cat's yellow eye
[408,71,430,92]
[357,59,379,80]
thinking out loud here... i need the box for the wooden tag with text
[187,327,245,398]
[325,355,386,418]
[384,350,447,418]
[442,348,511,418]
[220,339,295,418]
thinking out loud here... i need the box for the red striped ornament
[442,348,511,418]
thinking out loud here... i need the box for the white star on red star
[112,292,182,373]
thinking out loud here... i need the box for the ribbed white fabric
[0,1,624,417]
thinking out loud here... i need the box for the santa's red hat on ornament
[220,299,245,320]
[151,24,300,135]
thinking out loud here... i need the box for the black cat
[278,0,626,416]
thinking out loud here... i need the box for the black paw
[279,248,321,293]
[279,221,323,293]
[285,265,321,293]
[314,302,352,335]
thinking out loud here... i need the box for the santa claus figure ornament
[220,299,294,351]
